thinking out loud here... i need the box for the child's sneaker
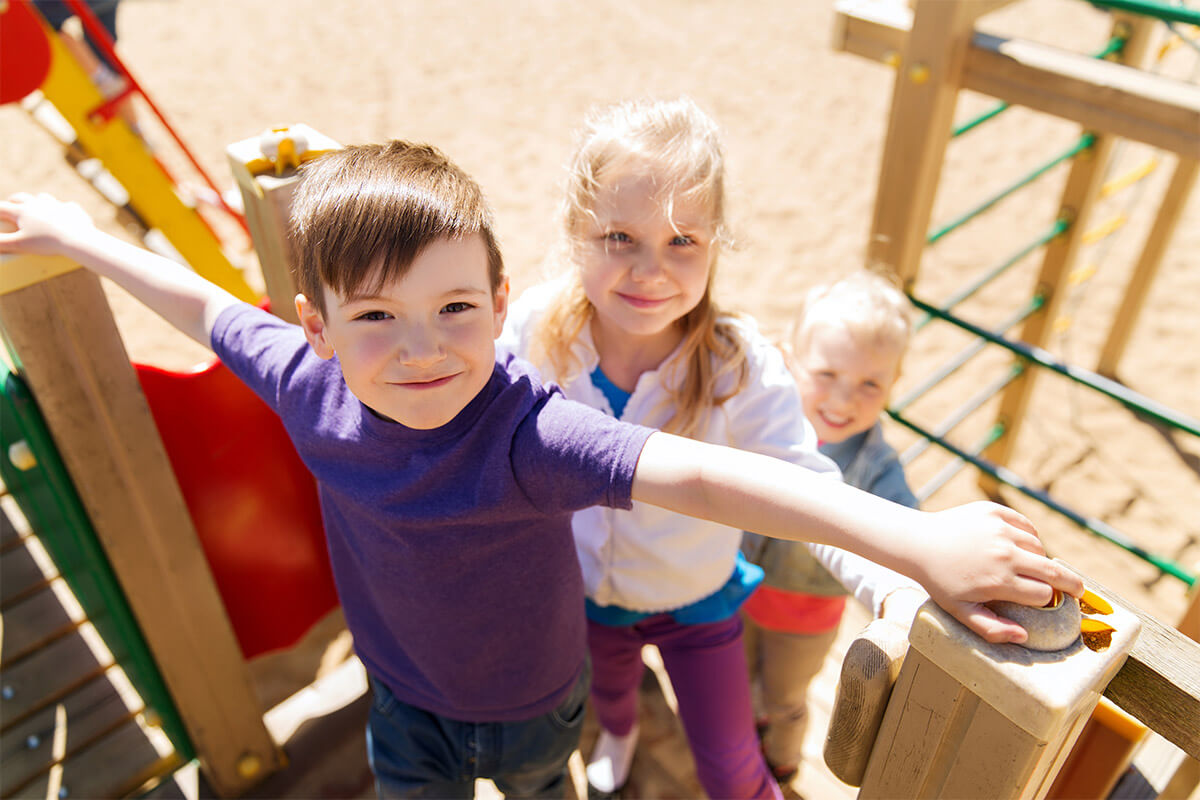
[586,723,638,798]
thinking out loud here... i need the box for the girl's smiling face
[577,173,714,360]
[792,320,902,444]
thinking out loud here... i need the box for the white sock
[586,723,639,792]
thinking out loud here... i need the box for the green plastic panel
[0,363,194,760]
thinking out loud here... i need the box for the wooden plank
[832,0,908,62]
[865,0,986,286]
[0,494,22,548]
[8,717,183,800]
[1159,754,1200,799]
[0,631,109,728]
[1096,157,1198,376]
[965,33,1200,159]
[859,651,962,797]
[832,5,1200,157]
[0,267,283,794]
[832,0,1018,57]
[0,539,54,608]
[859,597,1140,799]
[824,617,910,787]
[0,254,80,297]
[1179,583,1200,644]
[1085,578,1200,761]
[237,171,302,324]
[981,14,1156,478]
[0,673,135,795]
[1,582,80,666]
[938,697,1044,799]
[226,126,342,326]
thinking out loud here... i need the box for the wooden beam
[865,0,986,286]
[859,596,1140,799]
[1089,577,1200,761]
[980,13,1156,481]
[0,260,283,795]
[1096,157,1198,376]
[832,0,908,64]
[1179,580,1200,644]
[832,0,1017,58]
[966,33,1200,158]
[833,4,1200,157]
[226,126,341,326]
[0,254,80,295]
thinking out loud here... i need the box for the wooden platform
[0,489,185,799]
[142,605,872,799]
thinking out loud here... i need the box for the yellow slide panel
[36,26,258,303]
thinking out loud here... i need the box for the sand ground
[2,0,1197,796]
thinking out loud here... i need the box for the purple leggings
[587,614,782,800]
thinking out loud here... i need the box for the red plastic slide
[137,358,338,659]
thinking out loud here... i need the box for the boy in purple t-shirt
[1,143,1080,799]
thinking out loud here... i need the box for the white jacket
[499,281,840,613]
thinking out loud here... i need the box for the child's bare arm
[0,193,239,348]
[631,431,1083,644]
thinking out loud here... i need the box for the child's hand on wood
[0,193,95,256]
[909,502,1083,644]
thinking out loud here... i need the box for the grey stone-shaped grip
[986,592,1082,651]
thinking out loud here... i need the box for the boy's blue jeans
[366,661,590,799]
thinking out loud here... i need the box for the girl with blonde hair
[499,96,835,799]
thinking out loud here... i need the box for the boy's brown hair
[290,140,505,315]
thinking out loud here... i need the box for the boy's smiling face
[296,234,508,430]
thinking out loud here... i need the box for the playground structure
[833,0,1199,591]
[823,0,1199,797]
[0,0,1198,797]
[0,1,345,795]
[1,0,256,303]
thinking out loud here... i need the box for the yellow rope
[1101,158,1158,198]
[1069,263,1098,285]
[1082,214,1127,245]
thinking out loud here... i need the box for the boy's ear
[491,277,510,338]
[295,293,335,359]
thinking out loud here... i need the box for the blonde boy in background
[742,269,918,784]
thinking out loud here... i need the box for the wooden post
[823,617,911,787]
[865,0,987,287]
[1179,580,1200,644]
[0,256,283,796]
[979,13,1156,487]
[1096,156,1198,377]
[858,595,1140,799]
[226,125,341,325]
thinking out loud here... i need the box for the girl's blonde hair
[531,97,750,438]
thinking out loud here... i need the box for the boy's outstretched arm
[0,193,240,347]
[631,431,1084,644]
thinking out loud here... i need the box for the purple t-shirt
[212,304,653,721]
